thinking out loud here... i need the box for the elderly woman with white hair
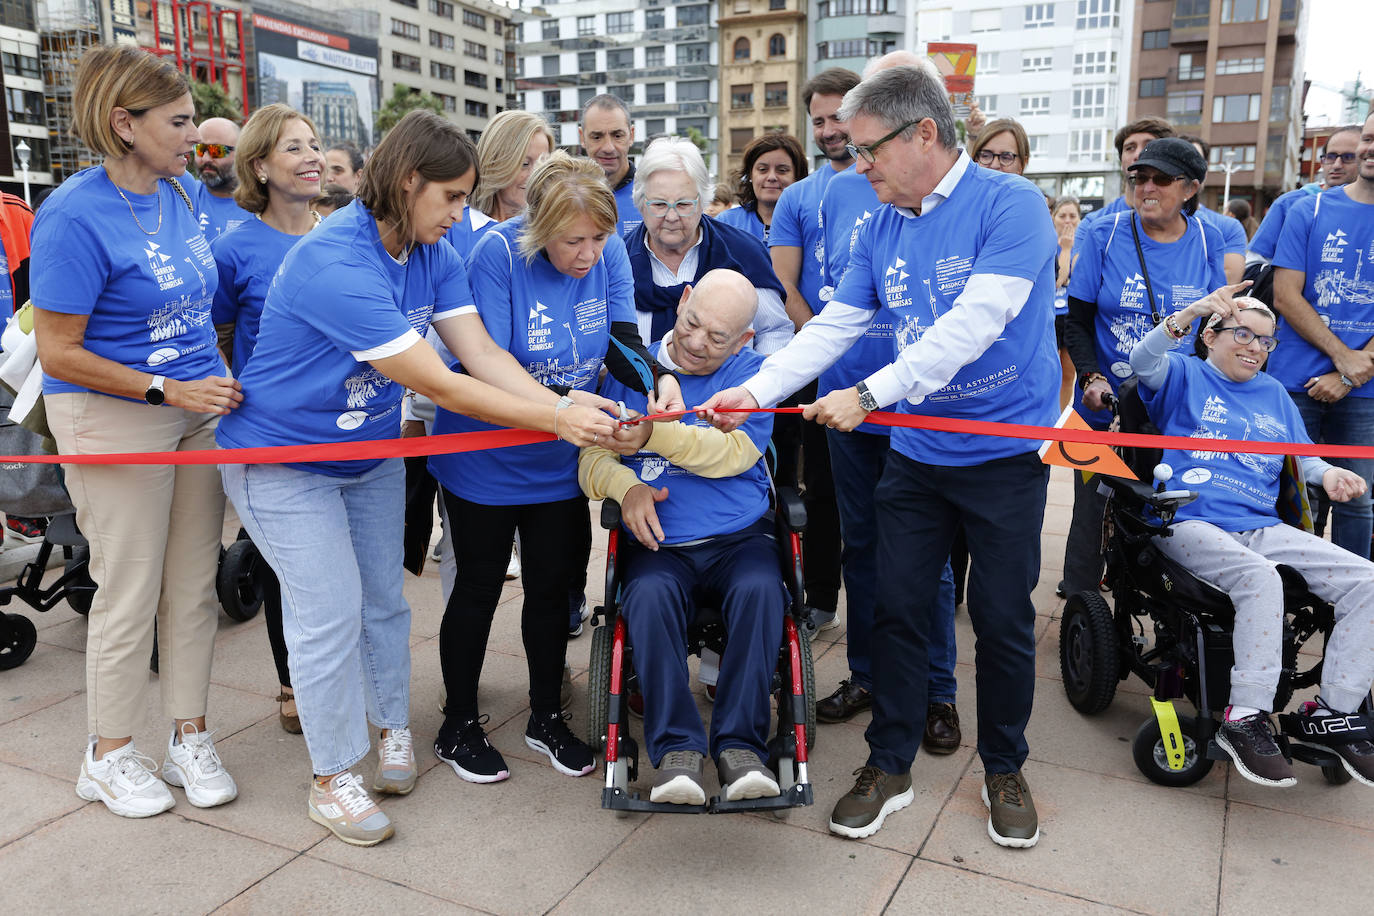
[626,136,793,354]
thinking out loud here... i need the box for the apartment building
[811,0,903,77]
[2,4,53,200]
[718,0,807,178]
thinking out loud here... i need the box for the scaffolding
[40,24,101,183]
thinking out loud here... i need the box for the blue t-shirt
[429,217,637,505]
[216,200,474,476]
[30,167,222,395]
[1140,352,1312,531]
[832,164,1059,466]
[1271,187,1374,397]
[211,217,307,375]
[196,189,252,243]
[1068,210,1225,406]
[817,167,895,436]
[615,175,641,239]
[1249,186,1320,261]
[1197,204,1248,258]
[443,205,499,263]
[769,166,840,313]
[716,204,768,243]
[598,342,772,545]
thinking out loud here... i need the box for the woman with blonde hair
[31,43,240,819]
[470,110,556,225]
[429,151,682,785]
[217,112,620,846]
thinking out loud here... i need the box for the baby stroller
[1058,382,1372,787]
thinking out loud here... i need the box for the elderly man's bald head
[668,269,758,375]
[862,50,929,79]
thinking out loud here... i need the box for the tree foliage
[190,79,243,123]
[375,84,445,136]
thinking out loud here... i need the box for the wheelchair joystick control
[1153,463,1173,494]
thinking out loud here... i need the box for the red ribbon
[1,407,1370,466]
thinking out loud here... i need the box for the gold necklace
[113,180,163,236]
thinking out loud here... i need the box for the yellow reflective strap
[1150,697,1187,771]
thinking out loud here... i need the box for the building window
[677,5,709,26]
[678,79,709,101]
[1166,90,1204,125]
[1075,0,1119,29]
[1213,92,1262,122]
[1139,77,1166,97]
[1,49,41,80]
[543,89,561,111]
[645,118,666,136]
[578,51,596,72]
[1270,85,1291,120]
[392,0,417,8]
[1022,50,1052,72]
[1221,0,1269,23]
[978,51,999,73]
[391,51,420,73]
[429,0,452,19]
[1142,29,1169,49]
[976,94,997,114]
[1073,49,1116,74]
[645,9,664,29]
[970,8,1000,32]
[463,40,487,60]
[731,128,754,154]
[768,34,785,57]
[494,18,504,35]
[465,99,489,118]
[1173,0,1210,28]
[1028,134,1047,157]
[542,54,559,76]
[1071,86,1111,118]
[607,11,633,33]
[1216,55,1265,74]
[464,70,488,89]
[577,15,595,36]
[577,87,595,108]
[434,92,457,112]
[429,29,454,51]
[734,37,751,60]
[495,49,504,66]
[645,83,665,103]
[680,43,710,64]
[645,45,666,67]
[541,18,559,39]
[817,38,895,59]
[1024,3,1054,28]
[1177,52,1205,80]
[819,0,896,14]
[1019,94,1051,116]
[431,61,455,81]
[390,18,419,40]
[764,82,788,107]
[770,0,786,8]
[731,84,753,109]
[1209,145,1257,168]
[462,9,486,29]
[1068,128,1110,162]
[608,84,634,103]
[608,49,634,70]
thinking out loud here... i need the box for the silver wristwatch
[855,381,878,412]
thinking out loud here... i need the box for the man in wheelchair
[1128,282,1374,788]
[579,269,788,805]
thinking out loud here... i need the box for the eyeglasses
[976,150,1020,167]
[1322,152,1358,164]
[645,197,700,218]
[844,119,920,165]
[195,143,235,158]
[1127,171,1186,187]
[1213,325,1278,352]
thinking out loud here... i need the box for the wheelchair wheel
[64,547,94,616]
[0,614,38,670]
[1132,714,1214,787]
[586,621,612,751]
[1060,592,1120,714]
[216,540,266,622]
[1322,763,1353,786]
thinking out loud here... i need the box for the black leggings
[439,491,590,719]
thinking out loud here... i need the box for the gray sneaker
[717,748,780,801]
[373,727,416,795]
[650,750,706,805]
[829,766,913,839]
[308,772,394,846]
[981,771,1040,848]
[1217,713,1296,788]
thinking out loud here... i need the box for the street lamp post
[1219,148,1238,213]
[15,140,32,207]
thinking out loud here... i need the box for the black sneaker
[435,714,509,784]
[525,711,595,776]
[1296,701,1374,787]
[1217,712,1296,787]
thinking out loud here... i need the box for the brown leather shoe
[817,679,872,723]
[277,691,302,735]
[923,702,960,754]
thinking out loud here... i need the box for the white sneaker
[506,545,521,581]
[76,738,175,818]
[373,727,417,795]
[162,723,238,808]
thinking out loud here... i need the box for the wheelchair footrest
[602,786,709,814]
[600,782,813,814]
[1287,741,1343,769]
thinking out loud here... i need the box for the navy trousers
[865,450,1048,775]
[621,522,787,766]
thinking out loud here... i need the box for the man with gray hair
[701,62,1059,846]
[579,94,640,237]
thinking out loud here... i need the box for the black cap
[1128,137,1207,182]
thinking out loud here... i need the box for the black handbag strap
[1129,212,1162,327]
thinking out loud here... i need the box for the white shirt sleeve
[749,287,795,356]
[863,273,1035,408]
[743,300,876,407]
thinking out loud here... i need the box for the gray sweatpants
[1154,520,1374,713]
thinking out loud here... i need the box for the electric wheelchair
[585,483,817,816]
[1058,382,1373,787]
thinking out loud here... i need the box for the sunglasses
[195,143,235,158]
[1212,325,1278,352]
[1127,171,1187,187]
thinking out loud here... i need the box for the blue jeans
[1291,393,1374,559]
[827,429,957,701]
[222,459,410,775]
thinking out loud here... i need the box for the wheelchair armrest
[1102,477,1198,513]
[600,499,622,530]
[775,486,806,532]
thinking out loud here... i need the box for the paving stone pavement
[2,467,1372,914]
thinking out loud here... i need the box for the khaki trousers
[46,392,224,738]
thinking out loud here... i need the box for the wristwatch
[144,375,166,406]
[855,381,878,412]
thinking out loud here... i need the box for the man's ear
[678,284,693,308]
[731,328,755,356]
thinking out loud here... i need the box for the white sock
[1311,697,1336,716]
[1226,705,1261,722]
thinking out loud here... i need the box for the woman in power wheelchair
[1060,281,1374,789]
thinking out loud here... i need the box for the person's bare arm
[1222,252,1244,285]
